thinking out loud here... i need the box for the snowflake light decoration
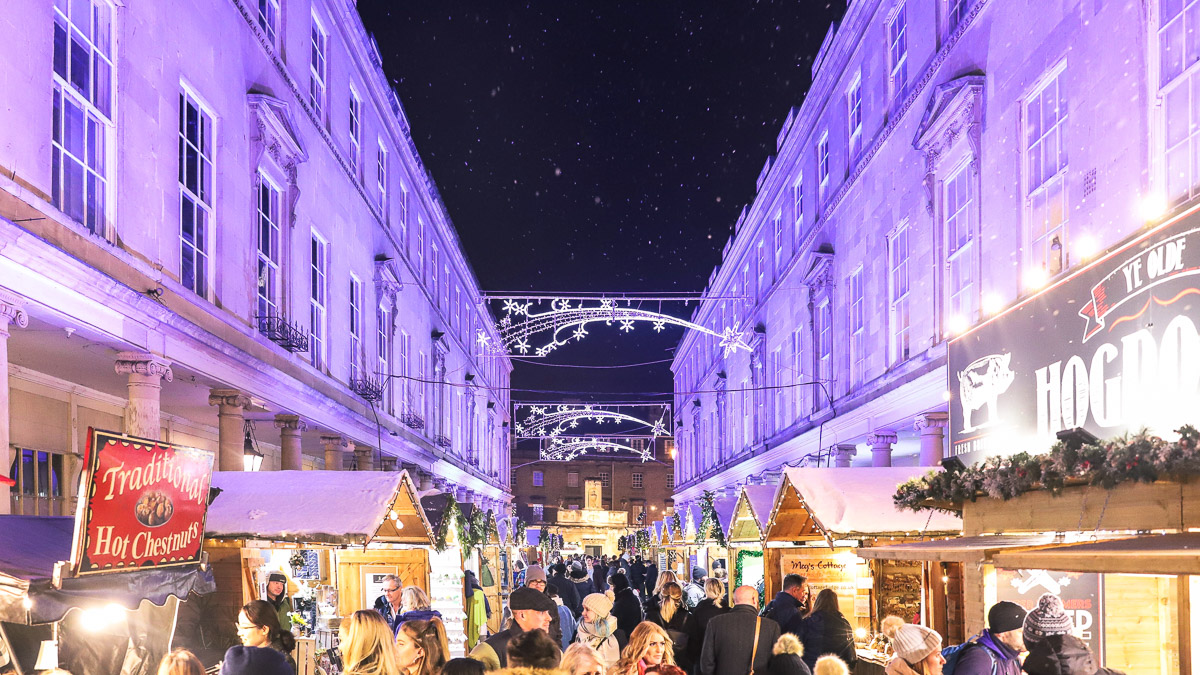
[540,437,653,462]
[517,404,672,440]
[482,296,752,357]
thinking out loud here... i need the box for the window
[741,378,752,449]
[9,449,67,516]
[531,503,544,521]
[818,133,830,194]
[310,233,329,369]
[888,3,909,99]
[889,225,911,363]
[398,182,409,240]
[791,328,803,417]
[378,306,392,409]
[179,90,213,296]
[1162,0,1200,203]
[257,0,279,47]
[817,300,832,387]
[757,240,768,293]
[309,12,328,123]
[349,276,363,380]
[948,0,973,33]
[847,73,863,159]
[431,246,441,305]
[255,174,282,319]
[666,474,675,490]
[793,174,804,243]
[567,471,579,488]
[632,502,645,524]
[850,267,865,384]
[348,91,362,175]
[945,165,976,324]
[773,211,784,274]
[52,0,113,234]
[377,139,388,212]
[510,468,517,485]
[1026,68,1068,275]
[415,217,425,272]
[533,470,544,487]
[599,471,610,487]
[398,330,411,404]
[632,472,644,489]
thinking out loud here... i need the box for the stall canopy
[709,497,738,542]
[0,516,215,624]
[728,485,778,543]
[206,470,431,546]
[497,518,511,548]
[991,533,1200,575]
[856,533,1067,562]
[662,517,676,544]
[767,468,962,542]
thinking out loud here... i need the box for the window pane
[63,96,84,157]
[54,20,68,79]
[63,157,85,222]
[69,32,90,95]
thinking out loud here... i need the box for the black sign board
[949,207,1200,456]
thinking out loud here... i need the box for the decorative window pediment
[374,258,402,303]
[802,251,836,293]
[913,75,985,213]
[249,93,309,182]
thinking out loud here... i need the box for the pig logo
[958,353,1015,433]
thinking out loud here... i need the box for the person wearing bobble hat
[1021,593,1125,675]
[953,601,1027,675]
[574,593,622,669]
[881,619,945,675]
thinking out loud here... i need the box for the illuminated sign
[71,428,215,575]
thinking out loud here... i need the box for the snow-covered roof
[663,517,676,542]
[769,467,961,539]
[497,517,510,546]
[744,485,778,530]
[206,470,431,546]
[650,521,662,542]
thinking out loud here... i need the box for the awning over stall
[727,485,778,543]
[206,470,431,546]
[991,533,1200,575]
[857,533,1065,562]
[0,516,215,624]
[767,468,961,541]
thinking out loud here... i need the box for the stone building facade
[0,0,512,515]
[511,438,675,534]
[672,0,1167,506]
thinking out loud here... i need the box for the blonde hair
[401,586,432,611]
[704,578,725,608]
[772,633,803,656]
[814,655,850,675]
[340,610,402,675]
[614,621,676,673]
[399,617,449,675]
[156,649,205,675]
[659,582,684,624]
[561,643,605,675]
[652,570,678,597]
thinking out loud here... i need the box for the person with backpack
[683,567,707,610]
[944,601,1026,675]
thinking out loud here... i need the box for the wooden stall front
[725,485,777,605]
[694,496,736,586]
[764,468,961,640]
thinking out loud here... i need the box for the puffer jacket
[1022,634,1125,675]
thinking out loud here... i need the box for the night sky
[358,2,846,400]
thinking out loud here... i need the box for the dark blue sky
[358,1,846,397]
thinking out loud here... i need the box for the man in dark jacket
[763,574,808,635]
[629,556,647,595]
[610,571,645,638]
[644,559,659,597]
[468,586,557,671]
[547,563,581,616]
[955,601,1026,675]
[700,586,781,675]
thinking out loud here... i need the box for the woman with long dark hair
[787,589,856,670]
[236,599,297,672]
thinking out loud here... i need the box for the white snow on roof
[711,497,738,533]
[206,471,408,544]
[742,485,778,529]
[779,467,961,536]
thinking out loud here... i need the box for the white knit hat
[890,624,941,664]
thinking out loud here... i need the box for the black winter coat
[592,564,609,592]
[699,605,781,675]
[572,578,596,604]
[648,604,693,671]
[763,592,805,635]
[548,573,582,616]
[788,609,857,669]
[630,561,647,591]
[1022,634,1126,675]
[611,587,644,638]
[686,598,731,669]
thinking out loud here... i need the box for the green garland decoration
[514,518,527,546]
[894,425,1200,512]
[636,528,650,550]
[735,548,764,608]
[697,490,728,548]
[433,493,463,553]
[670,512,683,540]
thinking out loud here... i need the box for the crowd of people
[113,551,1120,675]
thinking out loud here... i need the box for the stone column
[380,455,397,472]
[354,444,373,471]
[0,291,29,514]
[274,415,306,471]
[419,472,434,491]
[867,431,898,467]
[114,351,173,440]
[320,435,350,471]
[208,389,251,472]
[915,412,950,466]
[831,444,858,468]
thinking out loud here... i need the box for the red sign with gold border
[71,428,215,575]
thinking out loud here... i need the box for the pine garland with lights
[433,493,463,553]
[636,528,650,550]
[670,512,683,539]
[697,490,727,548]
[734,549,763,588]
[894,426,1200,512]
[514,518,527,546]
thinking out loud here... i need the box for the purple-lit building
[0,0,512,515]
[672,0,1166,506]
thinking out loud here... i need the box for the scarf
[577,614,616,644]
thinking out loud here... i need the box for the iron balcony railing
[256,315,310,353]
[349,375,385,403]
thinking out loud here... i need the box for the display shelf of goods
[430,549,468,657]
[878,561,923,624]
